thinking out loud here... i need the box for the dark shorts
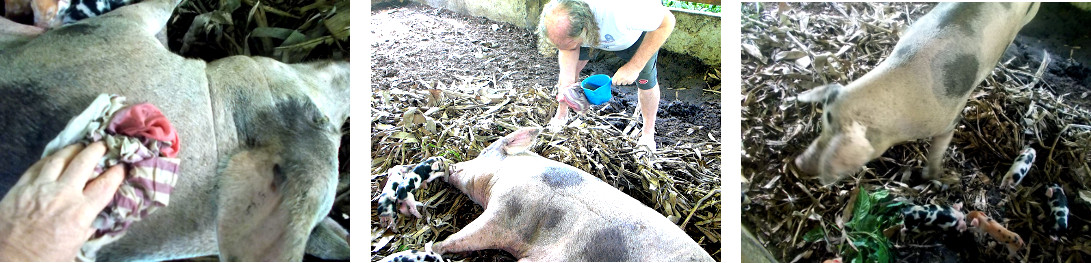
[579,32,659,90]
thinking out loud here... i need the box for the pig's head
[448,127,541,205]
[30,0,62,28]
[794,84,875,186]
[209,57,349,261]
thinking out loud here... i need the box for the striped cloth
[40,94,180,261]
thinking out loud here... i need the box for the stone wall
[393,0,721,66]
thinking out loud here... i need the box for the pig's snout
[794,154,817,176]
[446,164,462,183]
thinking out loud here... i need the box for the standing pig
[794,3,1040,186]
[431,127,713,261]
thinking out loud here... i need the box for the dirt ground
[743,2,1090,263]
[369,3,721,145]
[371,2,721,261]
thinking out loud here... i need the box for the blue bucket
[581,74,613,105]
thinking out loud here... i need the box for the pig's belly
[511,169,711,261]
[0,45,224,260]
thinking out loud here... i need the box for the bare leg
[548,60,589,131]
[636,84,660,152]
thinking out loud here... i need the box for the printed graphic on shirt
[639,79,649,85]
[604,34,615,44]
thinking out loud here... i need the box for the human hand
[612,64,642,86]
[554,82,581,103]
[0,142,125,261]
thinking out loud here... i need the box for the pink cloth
[42,94,181,261]
[108,103,180,157]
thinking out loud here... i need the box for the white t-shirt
[583,0,666,51]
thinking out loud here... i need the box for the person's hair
[537,0,599,52]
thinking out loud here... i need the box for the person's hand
[612,64,642,86]
[554,82,580,103]
[0,142,125,261]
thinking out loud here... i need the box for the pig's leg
[397,193,424,218]
[432,208,517,256]
[795,135,829,176]
[924,129,955,185]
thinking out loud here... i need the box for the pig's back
[835,2,1035,145]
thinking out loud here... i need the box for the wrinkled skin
[433,127,713,261]
[794,3,1040,186]
[0,0,349,260]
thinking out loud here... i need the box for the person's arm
[557,47,582,88]
[613,8,676,85]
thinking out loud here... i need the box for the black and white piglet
[56,0,133,25]
[1000,147,1036,188]
[1046,184,1068,240]
[902,203,967,234]
[374,157,451,230]
[378,243,446,262]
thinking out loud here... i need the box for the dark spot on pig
[423,255,438,261]
[273,164,286,189]
[503,194,523,222]
[582,228,630,262]
[541,207,564,230]
[52,24,99,36]
[823,87,840,105]
[888,44,922,67]
[0,82,79,196]
[1024,156,1033,164]
[413,161,433,180]
[396,185,408,199]
[1019,167,1028,175]
[940,54,979,97]
[934,2,984,36]
[541,167,583,188]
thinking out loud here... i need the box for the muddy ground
[371,2,721,261]
[743,2,1090,263]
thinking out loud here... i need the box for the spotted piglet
[1000,147,1035,188]
[375,165,420,231]
[374,157,452,231]
[901,203,967,234]
[1046,184,1069,240]
[409,157,451,189]
[4,0,133,28]
[966,211,1023,257]
[378,243,446,262]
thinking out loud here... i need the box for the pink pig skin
[432,127,713,261]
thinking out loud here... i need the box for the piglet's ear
[502,127,540,155]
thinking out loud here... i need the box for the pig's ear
[502,127,541,155]
[797,83,843,104]
[819,121,874,183]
